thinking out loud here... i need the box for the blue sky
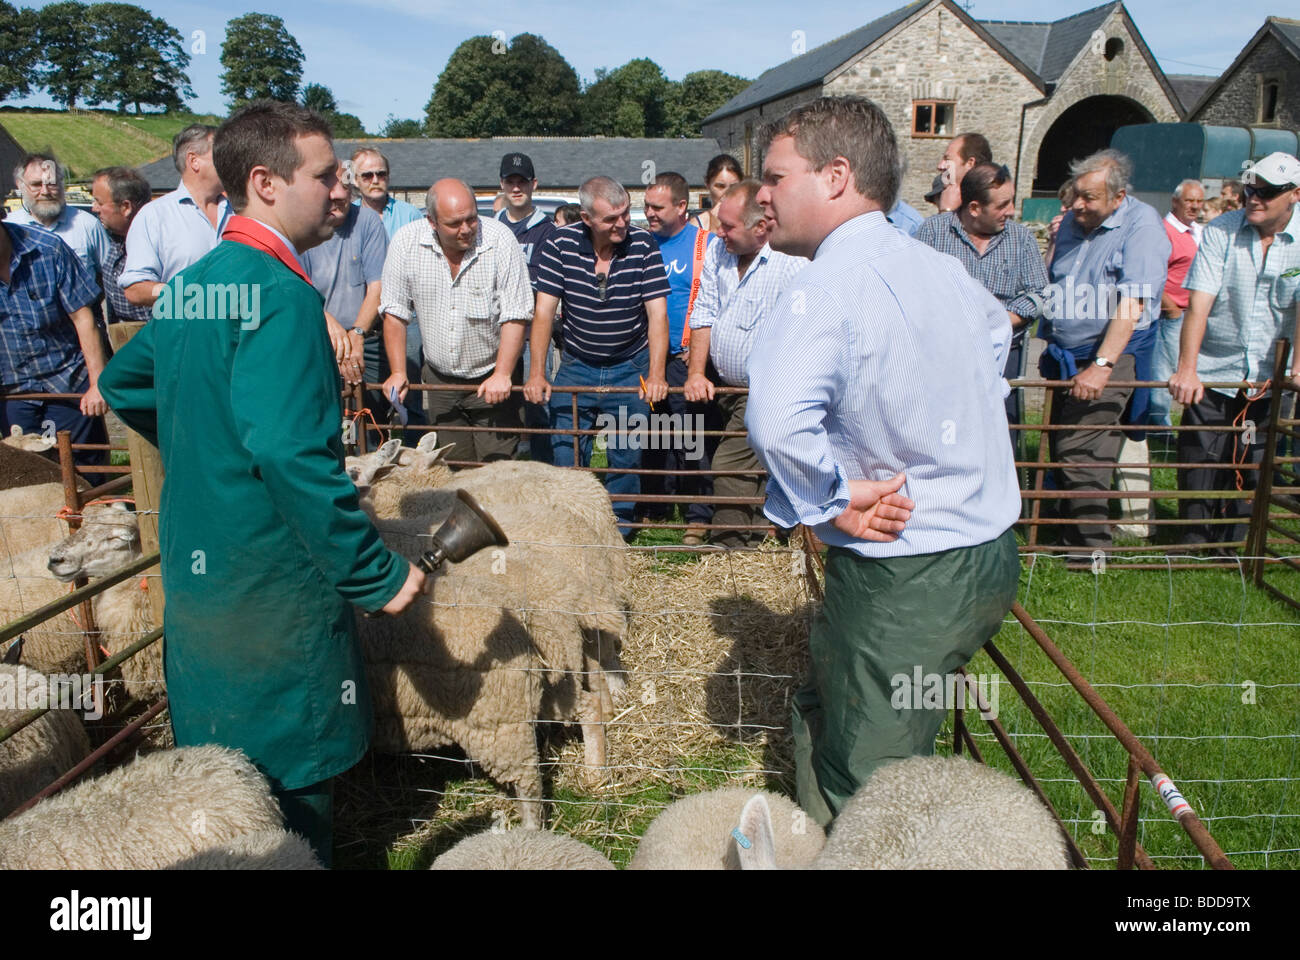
[14,0,1283,131]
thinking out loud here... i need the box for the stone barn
[701,0,1184,213]
[1190,17,1300,129]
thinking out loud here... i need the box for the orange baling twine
[1231,380,1271,492]
[347,406,387,448]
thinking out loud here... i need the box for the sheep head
[47,501,141,582]
[345,432,455,497]
[2,426,55,453]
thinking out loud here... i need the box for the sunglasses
[595,273,609,302]
[1243,182,1292,202]
[357,170,389,182]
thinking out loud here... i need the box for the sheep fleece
[628,788,826,870]
[0,665,91,818]
[431,830,615,870]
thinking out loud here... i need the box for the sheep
[2,426,56,453]
[45,500,161,700]
[0,539,88,675]
[0,442,78,556]
[735,755,1071,870]
[626,787,826,870]
[0,663,91,818]
[359,495,628,827]
[430,829,615,870]
[0,745,286,869]
[165,829,323,870]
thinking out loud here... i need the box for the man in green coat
[98,101,426,866]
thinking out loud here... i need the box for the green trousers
[275,779,335,868]
[793,528,1020,826]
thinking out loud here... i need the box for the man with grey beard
[10,152,112,285]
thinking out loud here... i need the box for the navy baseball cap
[500,152,535,180]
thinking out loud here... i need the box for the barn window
[1103,37,1124,61]
[1260,77,1281,123]
[912,100,955,138]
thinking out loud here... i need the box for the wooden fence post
[107,322,166,630]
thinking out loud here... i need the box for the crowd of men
[2,124,1298,554]
[2,95,1298,862]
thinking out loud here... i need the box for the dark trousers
[1177,389,1270,546]
[422,361,521,465]
[3,397,108,485]
[357,333,425,445]
[710,392,765,547]
[1047,353,1136,548]
[275,778,334,868]
[792,529,1020,825]
[1004,332,1026,457]
[640,354,721,526]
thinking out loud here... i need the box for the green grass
[0,110,219,179]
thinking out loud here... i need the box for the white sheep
[0,745,288,869]
[0,663,91,818]
[165,829,323,870]
[430,829,615,870]
[359,494,627,828]
[626,787,826,870]
[735,755,1071,870]
[0,540,88,675]
[45,500,160,699]
[2,426,56,453]
[0,442,78,557]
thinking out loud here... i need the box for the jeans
[548,348,649,531]
[520,340,560,463]
[639,354,720,526]
[3,397,108,485]
[1147,315,1182,428]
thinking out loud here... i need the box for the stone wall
[701,85,822,179]
[1017,7,1181,210]
[1193,33,1299,129]
[826,4,1042,213]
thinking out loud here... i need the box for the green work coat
[98,240,409,791]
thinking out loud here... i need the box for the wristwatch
[1094,356,1112,368]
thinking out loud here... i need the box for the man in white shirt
[10,152,111,284]
[380,178,533,464]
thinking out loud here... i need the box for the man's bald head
[426,178,479,255]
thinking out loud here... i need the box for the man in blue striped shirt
[524,176,670,536]
[746,96,1019,824]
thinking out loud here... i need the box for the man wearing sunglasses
[1169,152,1300,549]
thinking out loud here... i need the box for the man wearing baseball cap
[1169,152,1300,550]
[497,151,559,462]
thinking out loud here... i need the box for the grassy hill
[1,110,223,180]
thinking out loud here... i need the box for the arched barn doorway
[1032,95,1154,194]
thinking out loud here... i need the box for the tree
[666,70,750,138]
[424,32,580,137]
[220,13,303,107]
[37,1,96,110]
[0,2,38,103]
[381,115,422,138]
[301,82,336,114]
[326,111,365,139]
[581,59,671,137]
[86,3,193,114]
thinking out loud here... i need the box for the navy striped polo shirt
[535,223,671,365]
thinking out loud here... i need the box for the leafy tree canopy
[220,13,304,107]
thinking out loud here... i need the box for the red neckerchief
[221,215,312,286]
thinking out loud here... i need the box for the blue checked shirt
[915,212,1049,338]
[746,212,1020,558]
[1184,205,1300,397]
[687,241,807,386]
[0,222,102,393]
[1044,196,1170,350]
[102,234,153,323]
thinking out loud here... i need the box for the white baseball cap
[1243,152,1300,189]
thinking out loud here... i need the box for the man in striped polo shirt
[524,176,670,537]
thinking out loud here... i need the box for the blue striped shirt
[535,223,670,364]
[746,211,1020,557]
[0,222,101,393]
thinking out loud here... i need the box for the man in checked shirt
[380,178,533,464]
[916,161,1048,454]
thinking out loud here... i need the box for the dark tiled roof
[137,137,724,193]
[977,2,1120,82]
[1270,18,1300,58]
[1166,74,1217,114]
[702,0,927,124]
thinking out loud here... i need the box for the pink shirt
[1162,213,1200,311]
